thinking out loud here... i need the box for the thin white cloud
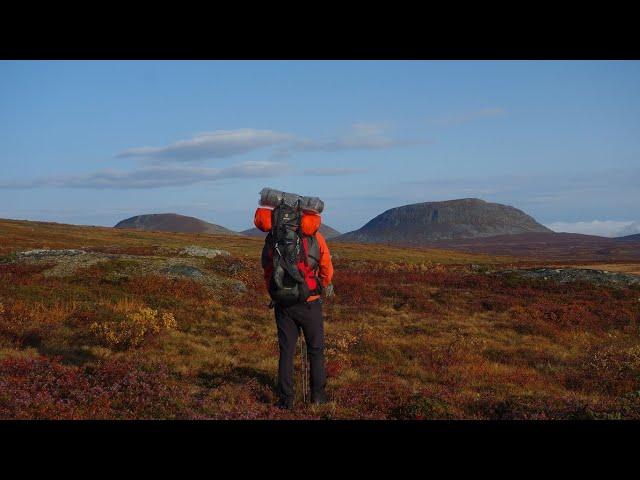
[0,161,289,190]
[118,124,421,164]
[3,120,420,189]
[302,167,368,176]
[427,107,506,127]
[275,123,426,157]
[118,129,294,162]
[543,220,640,238]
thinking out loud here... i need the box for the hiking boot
[275,397,294,410]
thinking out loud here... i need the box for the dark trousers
[275,299,327,402]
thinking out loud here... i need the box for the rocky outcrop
[17,249,86,258]
[161,264,206,279]
[180,246,230,258]
[10,248,248,294]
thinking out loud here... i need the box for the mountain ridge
[114,213,238,235]
[336,198,552,245]
[616,233,640,242]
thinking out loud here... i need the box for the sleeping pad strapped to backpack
[255,200,323,306]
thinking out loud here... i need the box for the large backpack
[256,200,323,306]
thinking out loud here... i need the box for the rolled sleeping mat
[259,187,324,214]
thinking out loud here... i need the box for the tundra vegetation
[1,218,639,419]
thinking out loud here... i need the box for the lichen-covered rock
[17,249,86,258]
[13,251,110,277]
[180,246,231,259]
[232,280,247,293]
[498,268,640,287]
[161,264,205,279]
[104,271,130,284]
[10,246,249,298]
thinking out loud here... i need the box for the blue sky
[1,60,639,236]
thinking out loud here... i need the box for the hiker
[254,188,334,410]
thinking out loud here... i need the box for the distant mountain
[615,233,640,242]
[241,223,341,239]
[335,198,551,245]
[114,213,238,235]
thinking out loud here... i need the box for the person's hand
[324,283,334,297]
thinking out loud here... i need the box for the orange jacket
[262,231,334,302]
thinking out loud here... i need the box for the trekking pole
[298,326,309,404]
[304,335,310,402]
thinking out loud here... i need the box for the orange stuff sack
[301,212,321,236]
[254,207,273,232]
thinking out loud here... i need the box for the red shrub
[564,345,640,397]
[332,271,368,306]
[0,356,191,419]
[84,359,190,418]
[0,356,103,419]
[331,376,417,419]
[325,360,343,378]
[196,378,294,420]
[127,275,210,302]
[0,262,53,284]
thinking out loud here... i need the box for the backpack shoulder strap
[303,234,320,267]
[262,232,274,268]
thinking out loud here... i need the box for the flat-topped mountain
[114,213,237,235]
[241,223,341,239]
[335,198,552,245]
